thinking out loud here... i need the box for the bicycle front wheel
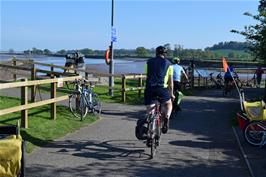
[91,94,102,115]
[244,121,264,146]
[69,94,88,120]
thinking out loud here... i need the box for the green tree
[78,48,94,55]
[43,49,52,55]
[163,43,173,58]
[8,49,14,53]
[231,0,266,64]
[136,47,149,57]
[31,47,43,55]
[57,49,67,55]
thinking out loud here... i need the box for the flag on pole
[221,57,243,110]
[222,57,229,72]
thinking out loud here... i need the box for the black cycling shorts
[144,86,171,105]
[173,81,181,93]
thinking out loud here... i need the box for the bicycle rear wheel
[69,93,88,120]
[244,121,265,146]
[150,136,156,159]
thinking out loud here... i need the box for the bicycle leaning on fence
[208,72,224,89]
[69,79,102,120]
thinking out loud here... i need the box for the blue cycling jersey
[224,66,234,78]
[145,57,173,88]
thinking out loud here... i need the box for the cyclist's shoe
[162,118,169,134]
[146,138,151,147]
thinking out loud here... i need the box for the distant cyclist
[144,46,175,134]
[255,66,264,88]
[172,57,189,112]
[224,63,236,94]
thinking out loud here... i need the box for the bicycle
[236,92,266,147]
[69,79,101,121]
[208,72,223,89]
[244,120,266,147]
[146,101,164,159]
[223,79,234,96]
[241,75,256,88]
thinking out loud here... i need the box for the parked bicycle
[69,79,101,121]
[241,75,256,88]
[208,72,223,89]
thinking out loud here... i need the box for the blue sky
[0,0,259,51]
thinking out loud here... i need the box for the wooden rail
[0,75,81,128]
[11,58,121,77]
[121,74,146,102]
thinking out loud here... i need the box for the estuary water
[0,54,257,79]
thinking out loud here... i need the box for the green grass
[0,96,98,153]
[35,78,145,104]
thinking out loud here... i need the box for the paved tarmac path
[23,89,250,177]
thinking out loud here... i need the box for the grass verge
[0,96,98,153]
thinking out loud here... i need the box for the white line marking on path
[232,126,255,177]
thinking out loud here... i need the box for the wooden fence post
[12,58,17,81]
[21,78,28,128]
[85,72,89,89]
[51,75,56,120]
[198,75,200,87]
[138,75,142,97]
[122,75,126,102]
[31,64,36,102]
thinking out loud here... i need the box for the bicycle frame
[69,79,101,120]
[80,85,95,110]
[147,102,163,158]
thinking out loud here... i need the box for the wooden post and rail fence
[0,58,147,103]
[0,75,82,128]
[0,58,260,107]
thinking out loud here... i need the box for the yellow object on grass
[243,101,266,121]
[0,135,22,177]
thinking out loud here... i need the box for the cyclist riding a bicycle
[144,46,175,134]
[172,57,189,112]
[223,63,237,93]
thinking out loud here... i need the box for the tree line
[205,41,250,51]
[9,41,251,61]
